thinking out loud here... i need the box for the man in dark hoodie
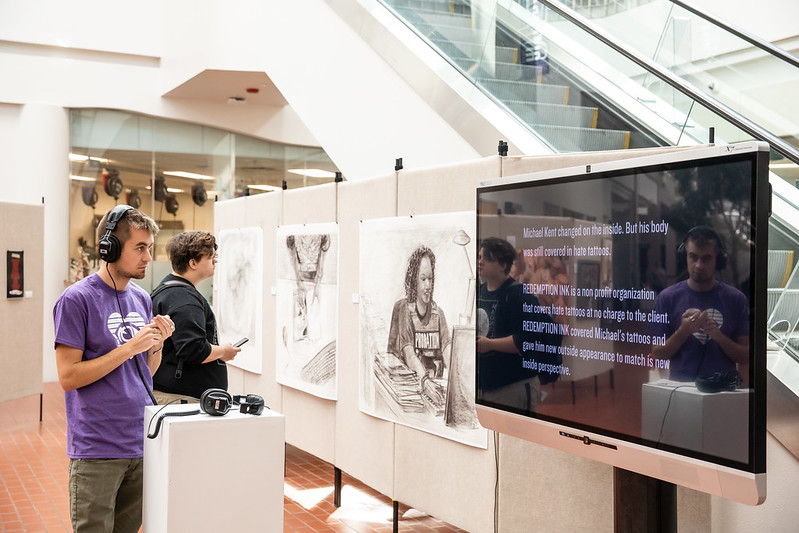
[151,231,241,403]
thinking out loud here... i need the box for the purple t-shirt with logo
[53,273,155,459]
[650,280,749,382]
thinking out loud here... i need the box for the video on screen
[476,151,764,469]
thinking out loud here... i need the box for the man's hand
[219,343,242,362]
[131,315,174,356]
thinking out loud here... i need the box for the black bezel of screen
[475,147,769,474]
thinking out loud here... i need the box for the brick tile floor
[0,383,466,533]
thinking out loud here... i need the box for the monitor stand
[614,468,677,533]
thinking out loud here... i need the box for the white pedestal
[143,403,285,533]
[641,380,749,464]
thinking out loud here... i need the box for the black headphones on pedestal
[695,370,742,393]
[147,389,267,439]
[200,388,266,416]
[233,394,266,415]
[98,205,134,263]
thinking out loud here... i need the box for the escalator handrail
[534,0,799,165]
[670,0,799,70]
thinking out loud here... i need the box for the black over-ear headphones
[98,205,134,263]
[695,370,742,393]
[233,393,266,415]
[676,226,728,271]
[200,388,266,416]
[148,389,266,439]
[200,388,234,416]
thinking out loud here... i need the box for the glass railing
[541,0,799,183]
[550,0,658,18]
[378,0,799,179]
[768,177,799,361]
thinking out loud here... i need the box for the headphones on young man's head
[200,388,265,416]
[676,226,728,271]
[98,204,134,263]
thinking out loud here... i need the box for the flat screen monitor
[475,142,769,505]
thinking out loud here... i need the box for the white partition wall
[216,194,283,414]
[215,146,719,532]
[0,202,45,403]
[336,173,399,498]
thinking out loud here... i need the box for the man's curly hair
[166,231,217,273]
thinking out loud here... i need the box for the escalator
[380,0,799,164]
[391,0,646,151]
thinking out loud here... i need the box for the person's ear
[188,258,198,270]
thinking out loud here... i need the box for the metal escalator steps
[425,22,475,43]
[392,0,471,14]
[504,100,599,129]
[532,124,631,152]
[476,78,569,106]
[407,9,472,29]
[496,46,517,64]
[494,62,542,83]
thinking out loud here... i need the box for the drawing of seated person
[387,245,452,388]
[649,226,749,382]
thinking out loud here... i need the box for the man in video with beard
[650,226,749,382]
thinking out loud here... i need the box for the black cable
[107,262,158,405]
[493,431,499,533]
[134,357,158,406]
[693,341,710,381]
[146,398,200,439]
[655,384,692,446]
[146,398,182,437]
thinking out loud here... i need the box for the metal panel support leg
[334,467,342,508]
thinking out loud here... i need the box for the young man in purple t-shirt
[53,205,174,533]
[650,226,749,381]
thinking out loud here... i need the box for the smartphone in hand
[233,337,249,348]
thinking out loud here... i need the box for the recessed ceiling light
[163,171,216,181]
[69,153,109,164]
[248,184,282,192]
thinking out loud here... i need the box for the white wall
[691,0,799,44]
[161,0,486,181]
[0,104,70,383]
